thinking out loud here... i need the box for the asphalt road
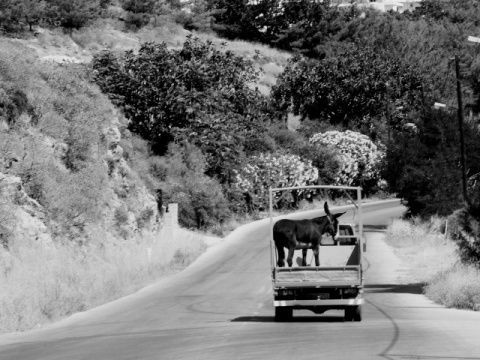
[1,200,480,360]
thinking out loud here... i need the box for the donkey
[273,202,345,267]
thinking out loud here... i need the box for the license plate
[317,293,329,300]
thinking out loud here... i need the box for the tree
[383,109,480,218]
[271,46,424,141]
[0,0,25,31]
[206,0,355,55]
[22,0,46,31]
[206,0,262,40]
[92,36,276,183]
[121,0,156,13]
[45,0,99,30]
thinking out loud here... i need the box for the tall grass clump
[385,216,480,310]
[425,264,480,310]
[0,228,206,333]
[385,217,457,283]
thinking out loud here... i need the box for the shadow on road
[365,283,425,295]
[231,315,344,323]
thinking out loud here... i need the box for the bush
[0,84,35,126]
[124,12,151,29]
[269,124,341,185]
[310,130,384,194]
[425,264,480,310]
[448,190,480,265]
[45,0,101,30]
[160,142,231,229]
[234,152,319,209]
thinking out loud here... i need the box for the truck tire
[275,306,293,322]
[345,306,362,322]
[353,305,362,322]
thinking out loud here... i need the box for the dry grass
[0,226,206,334]
[385,217,458,283]
[385,217,480,311]
[425,264,480,310]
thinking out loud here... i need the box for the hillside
[0,18,294,333]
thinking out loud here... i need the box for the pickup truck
[269,185,365,322]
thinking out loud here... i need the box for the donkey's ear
[334,211,346,219]
[324,202,330,215]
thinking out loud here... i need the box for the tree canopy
[92,36,277,183]
[272,47,424,141]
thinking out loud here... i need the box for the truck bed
[274,265,361,287]
[273,243,362,287]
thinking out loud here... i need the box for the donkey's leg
[287,247,295,267]
[313,244,320,266]
[302,249,308,266]
[276,244,285,267]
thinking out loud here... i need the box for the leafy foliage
[383,110,480,218]
[46,0,100,30]
[159,142,231,228]
[0,0,100,31]
[92,36,276,183]
[447,171,480,265]
[0,83,35,125]
[272,48,424,140]
[268,123,341,185]
[412,0,480,24]
[234,152,318,209]
[310,130,384,194]
[206,0,356,56]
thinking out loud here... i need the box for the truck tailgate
[274,265,361,287]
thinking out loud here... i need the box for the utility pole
[454,55,469,205]
[385,83,391,142]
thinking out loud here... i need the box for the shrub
[310,130,384,194]
[46,160,108,230]
[45,0,101,30]
[124,11,151,29]
[114,206,129,228]
[269,124,341,185]
[136,208,154,229]
[425,264,480,310]
[0,200,16,251]
[0,84,35,126]
[449,206,480,266]
[160,142,231,229]
[234,152,319,209]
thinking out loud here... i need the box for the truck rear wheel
[275,306,293,322]
[345,306,362,322]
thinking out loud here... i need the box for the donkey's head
[323,202,346,240]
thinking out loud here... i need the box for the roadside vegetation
[1,0,480,332]
[386,216,480,311]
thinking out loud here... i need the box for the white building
[347,0,423,13]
